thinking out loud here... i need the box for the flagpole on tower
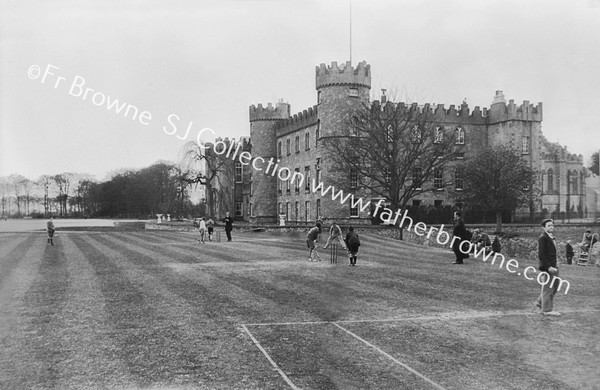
[349,0,352,66]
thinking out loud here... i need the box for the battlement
[316,60,371,90]
[249,101,291,122]
[541,136,583,163]
[276,105,318,136]
[371,100,487,125]
[488,91,542,123]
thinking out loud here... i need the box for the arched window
[351,116,359,136]
[572,175,578,195]
[455,127,465,144]
[286,138,291,155]
[278,141,282,157]
[547,168,554,192]
[434,126,443,144]
[580,171,585,194]
[295,135,300,153]
[315,120,320,147]
[305,132,310,150]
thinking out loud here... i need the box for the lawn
[0,228,599,389]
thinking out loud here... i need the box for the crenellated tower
[249,101,290,223]
[315,60,371,219]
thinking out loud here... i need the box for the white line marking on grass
[241,309,600,327]
[240,325,300,390]
[332,322,447,390]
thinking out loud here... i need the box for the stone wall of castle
[245,61,589,223]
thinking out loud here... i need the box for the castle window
[434,200,444,207]
[286,202,289,220]
[384,168,391,186]
[434,168,444,190]
[295,168,300,194]
[351,116,359,136]
[455,170,463,191]
[278,178,282,195]
[350,170,358,188]
[522,136,530,154]
[412,166,422,190]
[235,163,243,183]
[412,199,422,207]
[235,202,243,217]
[434,127,443,144]
[278,202,282,215]
[455,127,465,144]
[305,201,311,221]
[350,205,359,217]
[386,125,393,143]
[455,152,465,160]
[411,125,422,144]
[572,175,578,195]
[547,168,554,191]
[295,201,299,221]
[318,90,322,104]
[580,171,585,194]
[278,141,282,158]
[305,166,311,191]
[349,88,359,97]
[305,132,310,151]
[286,138,291,155]
[315,121,320,147]
[316,199,321,219]
[295,135,300,153]
[286,177,290,194]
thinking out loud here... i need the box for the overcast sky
[1,0,599,181]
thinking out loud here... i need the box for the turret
[249,101,290,223]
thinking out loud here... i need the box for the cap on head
[541,218,553,227]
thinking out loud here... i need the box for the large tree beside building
[179,140,236,218]
[325,99,460,217]
[457,146,535,233]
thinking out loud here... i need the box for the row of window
[544,169,585,194]
[278,198,362,220]
[278,122,321,157]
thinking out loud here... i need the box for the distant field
[0,229,599,389]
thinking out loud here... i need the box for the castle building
[243,60,587,224]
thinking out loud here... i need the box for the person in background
[207,217,215,241]
[451,211,469,264]
[323,220,347,250]
[345,226,361,267]
[535,219,560,316]
[306,220,323,262]
[565,239,574,265]
[223,212,234,242]
[198,217,207,244]
[46,217,56,245]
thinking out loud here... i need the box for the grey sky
[1,0,599,180]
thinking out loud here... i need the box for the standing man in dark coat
[223,212,234,242]
[535,218,561,316]
[451,211,469,264]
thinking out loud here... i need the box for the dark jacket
[538,232,557,272]
[565,243,574,257]
[345,231,360,251]
[223,216,233,231]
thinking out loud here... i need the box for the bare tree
[179,140,236,218]
[326,100,459,215]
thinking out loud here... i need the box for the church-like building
[229,60,587,224]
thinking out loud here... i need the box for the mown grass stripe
[21,234,70,388]
[0,234,37,286]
